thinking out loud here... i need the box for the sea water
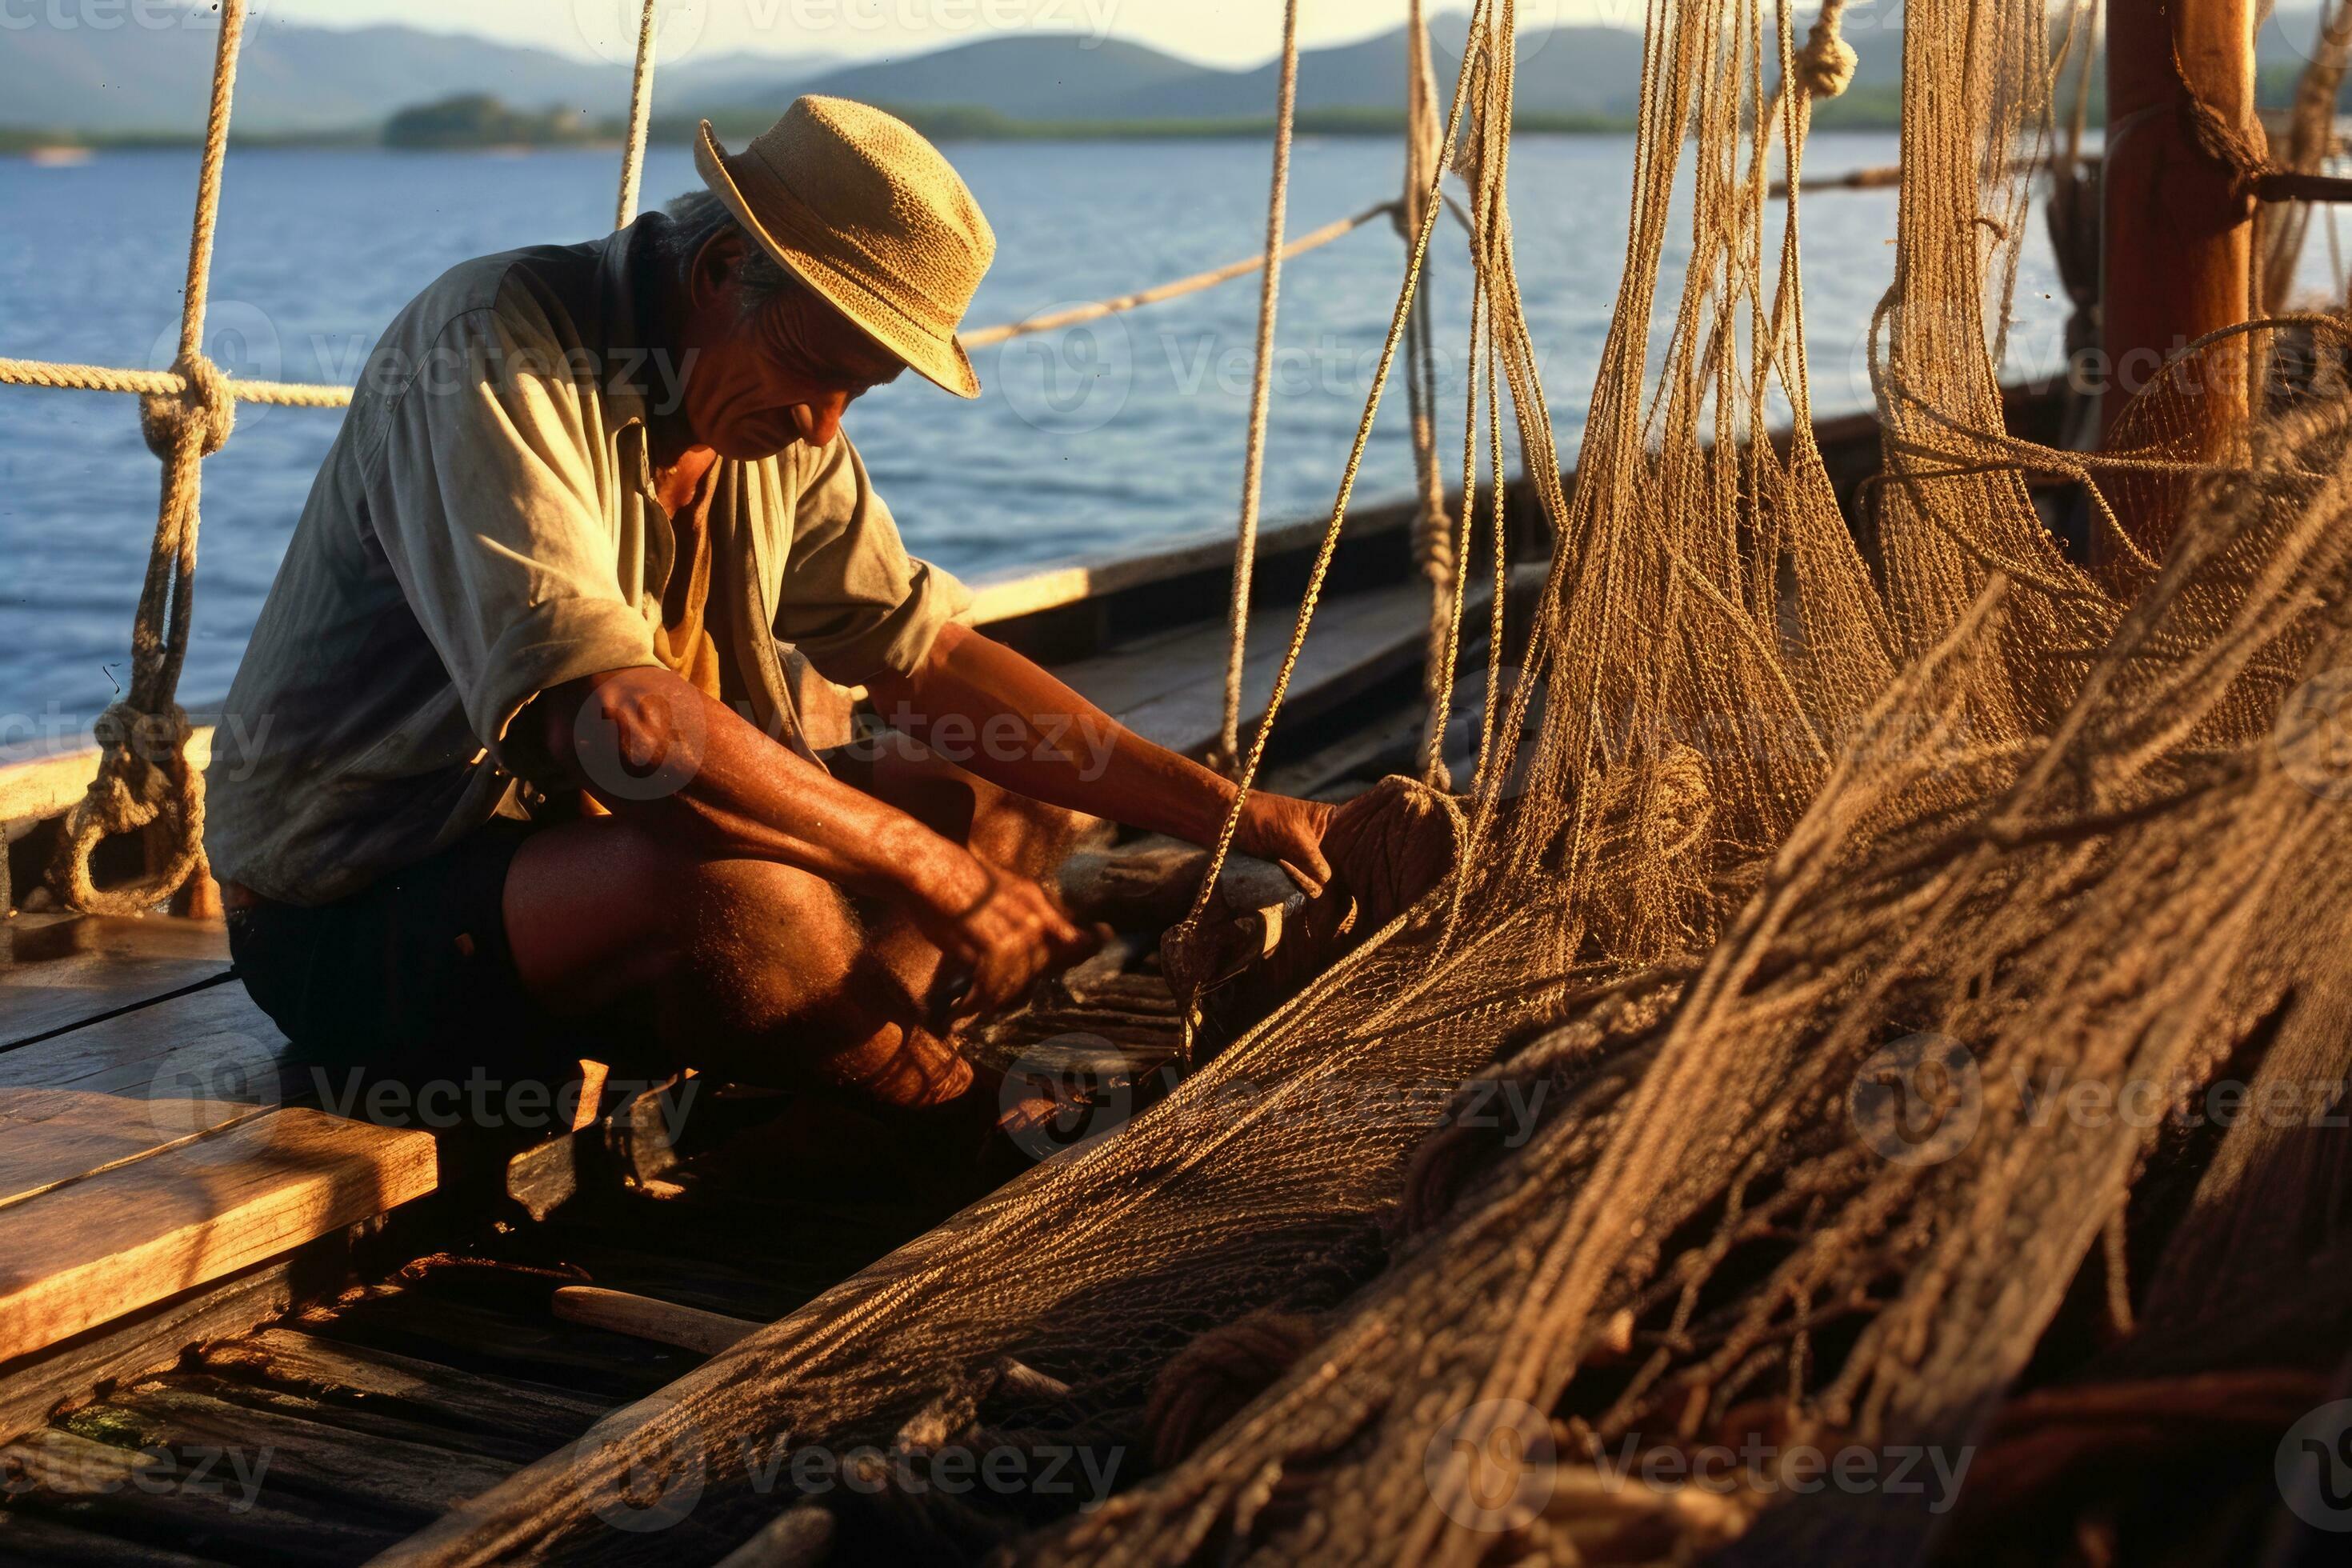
[1,132,2088,742]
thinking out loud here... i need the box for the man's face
[674,230,906,461]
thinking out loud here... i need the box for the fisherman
[203,99,1337,1141]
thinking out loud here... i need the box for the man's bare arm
[868,623,1335,893]
[523,666,1093,1014]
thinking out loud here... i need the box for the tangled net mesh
[385,0,2352,1562]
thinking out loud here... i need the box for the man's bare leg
[501,734,1089,1107]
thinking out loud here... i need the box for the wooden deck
[0,919,438,1376]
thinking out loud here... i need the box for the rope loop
[1796,0,1859,99]
[139,353,236,461]
[50,700,206,916]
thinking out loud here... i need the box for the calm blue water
[0,133,2078,745]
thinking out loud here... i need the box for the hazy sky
[255,0,1642,70]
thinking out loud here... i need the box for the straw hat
[694,98,995,398]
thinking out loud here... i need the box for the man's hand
[1234,792,1336,898]
[872,626,1345,896]
[901,844,1102,1021]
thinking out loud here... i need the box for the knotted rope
[49,0,247,914]
[1794,0,1859,99]
[1210,0,1304,778]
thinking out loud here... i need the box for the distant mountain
[10,6,2349,142]
[762,18,1654,125]
[0,17,836,136]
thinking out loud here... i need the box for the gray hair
[656,189,802,314]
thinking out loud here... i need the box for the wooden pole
[2099,0,2261,455]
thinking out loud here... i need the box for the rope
[1404,0,1459,789]
[0,356,353,406]
[49,0,249,914]
[1173,0,1487,1062]
[1794,0,1859,99]
[2,211,1396,414]
[1210,0,1304,777]
[614,0,662,230]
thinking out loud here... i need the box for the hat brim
[694,121,980,400]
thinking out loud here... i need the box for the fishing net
[381,0,2352,1562]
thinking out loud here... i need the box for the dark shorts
[227,818,579,1089]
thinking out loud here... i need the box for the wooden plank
[0,730,216,831]
[551,1284,760,1355]
[0,1426,408,1566]
[962,508,1411,627]
[127,1370,555,1474]
[0,1108,437,1365]
[1060,566,1543,758]
[2,915,234,1048]
[1052,581,1415,750]
[0,1509,242,1567]
[0,1088,267,1210]
[0,1230,366,1445]
[0,982,286,1102]
[199,1326,605,1442]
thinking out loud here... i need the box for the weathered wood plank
[0,1110,437,1364]
[198,1326,605,1442]
[127,1369,560,1470]
[552,1284,760,1355]
[293,1287,699,1402]
[0,731,217,831]
[0,982,286,1102]
[1,915,233,1047]
[0,1230,366,1445]
[0,1088,268,1210]
[1056,568,1541,760]
[0,1506,242,1567]
[0,1425,406,1566]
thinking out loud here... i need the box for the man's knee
[967,784,1093,878]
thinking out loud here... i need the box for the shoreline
[0,110,1916,159]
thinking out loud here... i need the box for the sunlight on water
[0,132,2082,740]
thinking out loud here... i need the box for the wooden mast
[2099,0,2261,455]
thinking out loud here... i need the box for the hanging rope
[614,0,662,230]
[1172,0,1490,1062]
[1794,0,1859,99]
[49,0,249,914]
[1403,0,1460,790]
[1210,0,1305,778]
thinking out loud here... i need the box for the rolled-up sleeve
[365,294,661,762]
[775,434,970,687]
